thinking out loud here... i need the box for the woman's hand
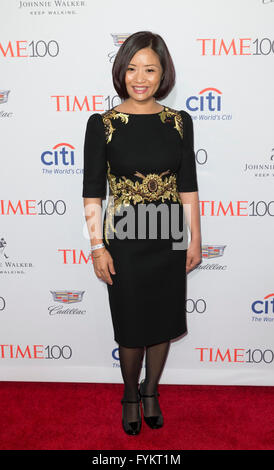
[92,248,116,285]
[186,239,202,274]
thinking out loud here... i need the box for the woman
[82,31,201,436]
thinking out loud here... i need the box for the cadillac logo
[111,34,131,47]
[0,90,10,104]
[50,290,85,304]
[202,245,226,259]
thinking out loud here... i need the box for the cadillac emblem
[0,90,10,104]
[50,290,85,303]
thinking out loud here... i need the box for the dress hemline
[114,329,188,348]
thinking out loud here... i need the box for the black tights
[119,340,170,422]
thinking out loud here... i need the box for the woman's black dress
[82,105,198,348]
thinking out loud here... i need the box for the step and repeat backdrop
[1,0,273,384]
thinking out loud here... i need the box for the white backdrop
[1,0,274,385]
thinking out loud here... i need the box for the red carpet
[0,382,274,450]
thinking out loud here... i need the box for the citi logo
[252,293,274,315]
[186,88,222,112]
[41,143,75,166]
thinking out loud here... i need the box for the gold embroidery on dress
[158,106,184,139]
[101,109,129,144]
[102,106,184,243]
[101,106,183,144]
[103,161,182,245]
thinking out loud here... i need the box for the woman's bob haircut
[112,31,176,101]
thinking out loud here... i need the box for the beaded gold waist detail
[104,162,182,245]
[107,161,180,208]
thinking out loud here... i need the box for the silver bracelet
[90,243,105,251]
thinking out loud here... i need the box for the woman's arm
[177,110,202,273]
[82,114,116,285]
[83,196,115,285]
[83,197,104,250]
[179,190,202,273]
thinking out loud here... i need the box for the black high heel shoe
[138,379,164,429]
[121,396,142,435]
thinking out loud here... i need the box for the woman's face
[124,47,163,103]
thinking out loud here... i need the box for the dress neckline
[112,105,167,116]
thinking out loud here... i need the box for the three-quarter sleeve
[176,110,198,192]
[82,113,107,198]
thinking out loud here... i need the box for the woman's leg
[142,340,170,416]
[119,344,145,422]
